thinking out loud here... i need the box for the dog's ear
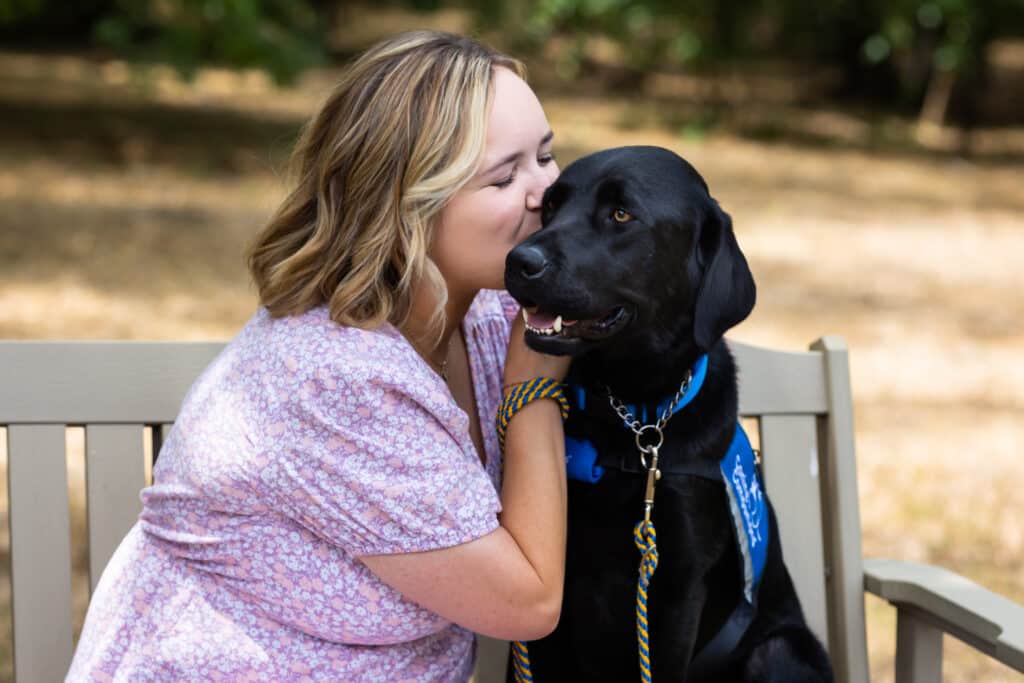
[693,202,756,351]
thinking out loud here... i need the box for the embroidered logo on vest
[730,452,764,548]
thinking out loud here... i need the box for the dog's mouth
[522,306,631,342]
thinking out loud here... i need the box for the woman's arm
[360,313,570,641]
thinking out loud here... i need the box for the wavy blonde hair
[247,31,524,339]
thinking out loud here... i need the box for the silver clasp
[643,445,660,523]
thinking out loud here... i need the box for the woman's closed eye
[492,170,516,188]
[492,153,554,189]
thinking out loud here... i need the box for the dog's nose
[509,245,549,279]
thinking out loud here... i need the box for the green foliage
[482,0,1024,114]
[0,0,325,83]
[2,0,1022,109]
[0,0,46,22]
[96,0,324,83]
[516,0,752,72]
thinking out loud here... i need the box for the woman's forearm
[497,395,567,627]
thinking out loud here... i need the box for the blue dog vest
[563,357,769,674]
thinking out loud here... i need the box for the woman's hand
[504,309,572,387]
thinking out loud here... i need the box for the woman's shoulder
[242,305,439,398]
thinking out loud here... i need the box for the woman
[67,31,569,682]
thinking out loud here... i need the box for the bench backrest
[0,337,868,683]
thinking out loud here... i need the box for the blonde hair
[246,31,524,341]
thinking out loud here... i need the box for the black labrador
[504,146,833,682]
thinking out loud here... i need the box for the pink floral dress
[67,290,518,682]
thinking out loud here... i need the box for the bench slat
[7,425,74,682]
[472,636,511,683]
[811,336,869,683]
[0,340,830,423]
[85,425,146,593]
[761,414,830,649]
[0,341,224,423]
[732,342,828,415]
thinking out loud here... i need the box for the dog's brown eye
[613,208,633,223]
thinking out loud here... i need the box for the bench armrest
[864,557,1024,672]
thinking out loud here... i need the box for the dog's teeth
[522,309,529,324]
[553,316,562,333]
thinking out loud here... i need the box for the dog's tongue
[524,309,579,329]
[525,309,558,328]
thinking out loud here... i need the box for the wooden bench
[2,337,1022,682]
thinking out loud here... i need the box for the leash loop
[495,377,569,683]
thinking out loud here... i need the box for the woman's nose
[526,162,559,211]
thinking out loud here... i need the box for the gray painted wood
[865,557,1024,672]
[0,341,224,423]
[895,610,943,683]
[811,336,870,683]
[85,425,146,593]
[0,340,828,422]
[472,635,511,683]
[732,341,829,416]
[760,414,830,648]
[7,425,74,683]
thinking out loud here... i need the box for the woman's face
[432,67,559,294]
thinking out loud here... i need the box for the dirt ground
[0,50,1022,682]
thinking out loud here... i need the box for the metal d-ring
[635,425,664,467]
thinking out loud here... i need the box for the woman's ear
[693,202,756,351]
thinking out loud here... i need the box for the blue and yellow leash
[634,441,662,683]
[607,368,698,682]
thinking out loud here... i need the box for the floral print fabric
[67,290,518,682]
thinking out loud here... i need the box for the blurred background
[0,1,1022,680]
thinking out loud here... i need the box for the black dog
[504,146,833,682]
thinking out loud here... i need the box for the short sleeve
[497,290,520,328]
[258,355,501,558]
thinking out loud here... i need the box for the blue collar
[562,355,710,484]
[565,354,709,423]
[622,354,709,424]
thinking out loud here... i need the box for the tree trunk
[916,67,956,138]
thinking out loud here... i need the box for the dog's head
[505,146,755,366]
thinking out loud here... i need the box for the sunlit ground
[0,44,1022,682]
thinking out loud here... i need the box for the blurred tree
[1,0,1021,122]
[478,0,1024,125]
[0,0,326,83]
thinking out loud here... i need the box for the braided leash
[496,377,569,449]
[634,519,659,683]
[608,369,693,683]
[495,377,569,683]
[633,438,662,683]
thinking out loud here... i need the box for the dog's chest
[560,413,742,624]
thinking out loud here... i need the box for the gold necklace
[411,337,451,382]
